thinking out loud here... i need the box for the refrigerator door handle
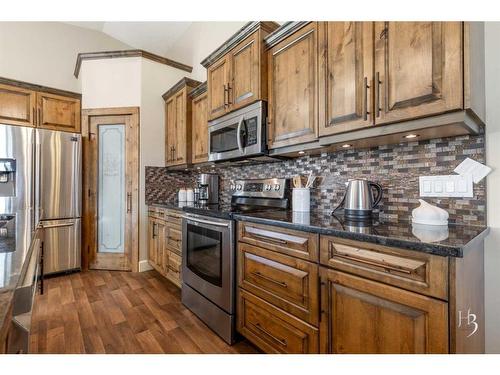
[40,221,75,229]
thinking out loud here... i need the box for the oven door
[208,100,266,162]
[182,214,235,313]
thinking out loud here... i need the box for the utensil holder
[292,188,310,212]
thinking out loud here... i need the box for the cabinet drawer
[320,236,448,300]
[148,207,165,220]
[165,209,182,226]
[237,289,319,354]
[238,222,319,262]
[168,252,181,273]
[167,227,182,254]
[238,242,319,325]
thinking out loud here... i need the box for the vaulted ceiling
[65,22,193,56]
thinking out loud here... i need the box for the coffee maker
[197,173,219,205]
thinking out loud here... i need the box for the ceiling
[65,22,193,57]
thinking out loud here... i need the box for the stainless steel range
[181,178,290,344]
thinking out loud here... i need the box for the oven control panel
[230,178,288,199]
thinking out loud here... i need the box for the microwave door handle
[236,116,244,153]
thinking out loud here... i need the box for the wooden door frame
[81,107,140,272]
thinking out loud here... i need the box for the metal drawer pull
[251,271,288,288]
[251,233,287,245]
[254,323,287,347]
[335,253,412,274]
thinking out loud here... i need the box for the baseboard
[139,260,153,272]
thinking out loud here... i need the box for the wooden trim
[81,107,140,272]
[200,21,280,68]
[74,49,192,78]
[0,76,81,99]
[264,22,312,50]
[162,77,202,100]
[188,81,207,98]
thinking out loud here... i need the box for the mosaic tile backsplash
[145,134,486,226]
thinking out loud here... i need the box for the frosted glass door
[98,124,126,253]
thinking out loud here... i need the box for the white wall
[80,57,188,266]
[484,21,500,354]
[80,58,142,109]
[139,59,187,263]
[0,22,130,93]
[166,21,247,81]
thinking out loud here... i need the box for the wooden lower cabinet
[238,289,319,354]
[148,208,183,287]
[319,267,449,354]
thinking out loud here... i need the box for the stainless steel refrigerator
[35,129,81,274]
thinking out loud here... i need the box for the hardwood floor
[30,270,259,354]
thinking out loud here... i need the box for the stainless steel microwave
[208,100,267,162]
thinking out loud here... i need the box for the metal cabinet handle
[251,271,288,288]
[223,84,228,107]
[38,108,41,126]
[152,222,157,238]
[127,193,132,213]
[363,77,370,121]
[227,82,232,105]
[375,72,381,118]
[33,107,36,125]
[254,323,287,347]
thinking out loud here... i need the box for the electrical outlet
[419,175,473,198]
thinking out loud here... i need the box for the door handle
[375,72,382,118]
[223,84,228,108]
[40,222,74,229]
[227,82,232,105]
[127,193,132,213]
[236,116,245,153]
[363,77,370,121]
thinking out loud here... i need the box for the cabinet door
[0,83,36,127]
[148,218,157,265]
[268,22,319,149]
[319,268,448,354]
[191,92,208,164]
[156,221,166,270]
[37,92,81,132]
[374,22,462,125]
[207,55,231,120]
[229,32,260,111]
[165,96,176,166]
[173,89,187,165]
[319,22,374,136]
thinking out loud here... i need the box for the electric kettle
[333,179,383,220]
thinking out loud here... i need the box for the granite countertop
[149,202,489,258]
[0,210,36,335]
[232,210,489,258]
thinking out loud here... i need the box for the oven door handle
[236,115,245,154]
[183,216,230,228]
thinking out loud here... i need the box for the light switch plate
[419,175,473,198]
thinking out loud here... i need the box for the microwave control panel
[245,116,258,146]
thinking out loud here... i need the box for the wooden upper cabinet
[374,22,463,125]
[191,90,209,164]
[229,32,261,111]
[0,83,36,127]
[319,268,449,354]
[267,22,319,149]
[207,56,231,120]
[165,96,177,164]
[37,91,81,133]
[319,22,374,136]
[204,22,279,121]
[163,77,201,167]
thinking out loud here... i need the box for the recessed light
[298,151,305,155]
[197,167,201,170]
[341,144,352,148]
[404,134,419,139]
